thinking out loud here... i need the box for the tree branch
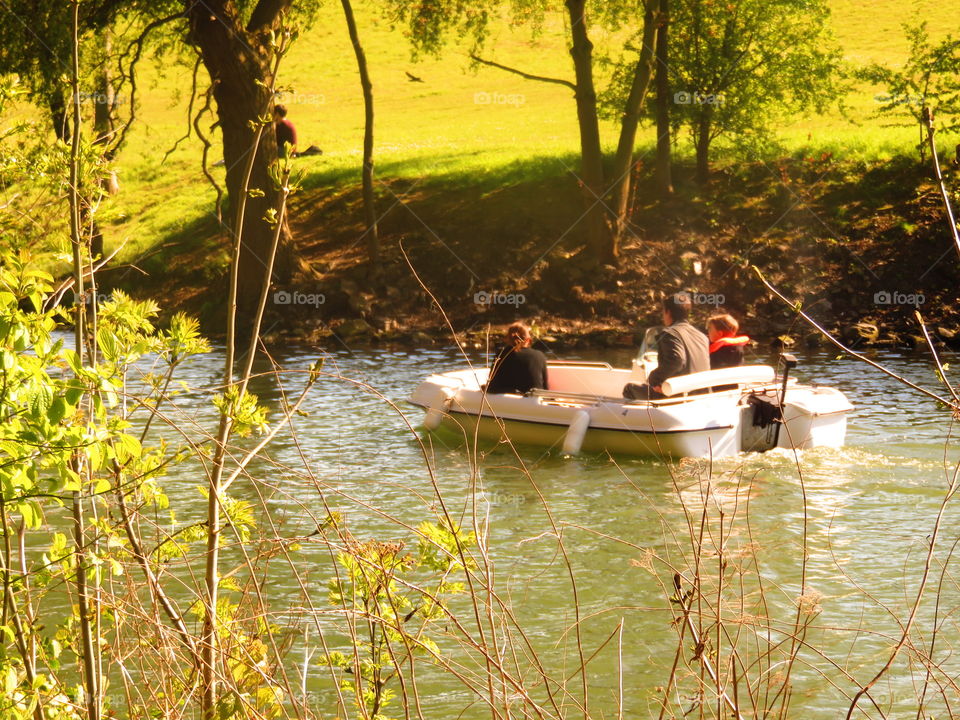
[111,10,187,160]
[469,53,577,92]
[246,0,294,34]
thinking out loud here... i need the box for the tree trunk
[341,0,379,268]
[695,108,713,184]
[565,0,613,263]
[654,0,673,198]
[93,29,115,147]
[90,30,115,264]
[49,92,70,143]
[610,0,658,249]
[186,0,294,316]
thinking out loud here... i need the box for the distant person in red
[485,322,548,394]
[707,314,750,369]
[274,104,297,157]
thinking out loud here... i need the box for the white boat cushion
[661,365,776,396]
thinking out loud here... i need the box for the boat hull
[436,409,738,458]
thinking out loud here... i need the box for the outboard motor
[740,354,797,452]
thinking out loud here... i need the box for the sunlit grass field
[16,0,960,265]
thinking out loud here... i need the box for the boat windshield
[637,326,664,363]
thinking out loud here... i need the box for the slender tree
[668,0,842,183]
[387,0,661,263]
[860,23,960,162]
[341,0,380,268]
[653,0,673,197]
[1,0,303,311]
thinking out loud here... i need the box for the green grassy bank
[10,0,960,348]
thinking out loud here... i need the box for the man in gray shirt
[623,293,710,400]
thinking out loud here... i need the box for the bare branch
[469,53,577,92]
[110,11,187,160]
[753,266,959,412]
[923,106,960,263]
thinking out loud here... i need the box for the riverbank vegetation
[2,0,959,348]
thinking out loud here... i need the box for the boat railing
[529,388,616,404]
[546,360,614,369]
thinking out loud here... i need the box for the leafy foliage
[604,0,844,174]
[860,22,960,158]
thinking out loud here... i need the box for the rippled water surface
[125,343,960,717]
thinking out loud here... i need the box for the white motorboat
[409,339,853,458]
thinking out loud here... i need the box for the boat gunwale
[441,408,737,436]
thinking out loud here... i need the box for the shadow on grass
[103,145,960,343]
[101,212,229,314]
[297,149,586,195]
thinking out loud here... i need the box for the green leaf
[47,396,68,424]
[19,501,42,529]
[4,665,16,695]
[63,348,83,374]
[65,380,85,406]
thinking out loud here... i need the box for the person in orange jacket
[707,314,750,369]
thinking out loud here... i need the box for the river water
[119,344,960,717]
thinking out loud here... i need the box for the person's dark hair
[664,293,692,323]
[505,322,532,349]
[274,104,288,117]
[707,313,739,335]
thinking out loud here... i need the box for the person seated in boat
[485,322,548,395]
[707,314,751,369]
[623,293,709,401]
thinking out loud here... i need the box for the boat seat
[661,365,776,397]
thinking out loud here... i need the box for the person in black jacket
[485,323,548,394]
[707,314,750,369]
[623,294,709,400]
